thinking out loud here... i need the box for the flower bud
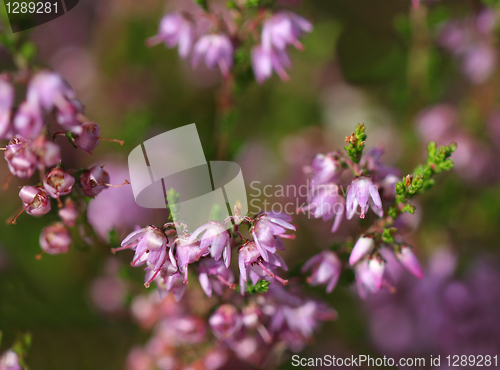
[71,122,100,154]
[19,186,51,216]
[349,236,374,265]
[59,198,78,227]
[79,165,110,197]
[209,304,242,339]
[368,256,385,290]
[43,167,75,198]
[396,246,424,279]
[39,222,71,255]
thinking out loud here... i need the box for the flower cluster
[148,0,312,83]
[1,70,124,257]
[298,124,456,298]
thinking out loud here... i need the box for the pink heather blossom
[71,122,100,154]
[0,350,22,370]
[169,235,208,282]
[27,71,75,110]
[0,76,14,139]
[346,177,383,219]
[43,167,75,199]
[395,245,424,279]
[79,165,110,197]
[349,236,374,265]
[59,198,78,227]
[118,226,169,281]
[307,152,342,186]
[368,255,386,291]
[197,258,235,297]
[360,148,400,181]
[354,259,380,299]
[4,136,38,179]
[251,213,295,261]
[30,136,61,169]
[188,221,231,267]
[148,13,194,58]
[209,304,242,339]
[192,34,234,77]
[261,11,313,51]
[19,186,51,216]
[39,222,71,255]
[301,250,342,293]
[462,44,496,85]
[251,44,291,84]
[13,101,44,139]
[298,184,344,233]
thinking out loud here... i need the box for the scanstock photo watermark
[249,180,347,219]
[291,354,498,367]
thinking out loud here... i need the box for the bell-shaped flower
[346,177,383,219]
[308,152,342,187]
[188,221,231,267]
[169,235,209,283]
[192,34,234,76]
[298,184,344,233]
[79,165,110,197]
[148,13,194,58]
[395,245,424,279]
[209,304,242,339]
[71,122,100,154]
[251,213,295,261]
[13,101,44,139]
[19,186,51,216]
[261,11,313,51]
[43,167,75,199]
[39,222,71,255]
[349,236,374,265]
[59,198,78,227]
[197,258,235,297]
[251,44,291,84]
[301,251,342,293]
[5,136,38,179]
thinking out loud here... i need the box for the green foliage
[195,0,209,11]
[235,279,270,294]
[344,123,367,164]
[166,188,180,222]
[381,228,397,243]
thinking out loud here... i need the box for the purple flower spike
[13,101,44,139]
[298,184,344,233]
[43,167,75,199]
[79,165,110,197]
[251,44,291,84]
[261,11,313,51]
[197,258,235,297]
[192,34,234,77]
[148,13,194,58]
[349,236,374,266]
[252,213,295,262]
[189,221,231,267]
[0,76,14,139]
[39,222,71,255]
[209,304,242,339]
[71,122,100,154]
[396,245,424,279]
[5,136,38,179]
[19,186,51,216]
[301,251,342,293]
[346,177,383,219]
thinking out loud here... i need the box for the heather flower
[209,304,242,339]
[161,271,186,302]
[0,76,14,139]
[251,44,291,84]
[368,255,385,291]
[55,98,83,129]
[197,258,235,297]
[4,136,38,179]
[13,101,44,139]
[117,226,169,280]
[0,350,22,370]
[79,165,110,197]
[395,245,424,279]
[354,258,380,299]
[307,152,342,187]
[462,44,496,85]
[349,236,374,265]
[148,13,194,58]
[59,198,78,227]
[169,235,208,282]
[360,148,400,181]
[346,177,383,219]
[19,186,51,216]
[192,34,234,76]
[261,11,313,51]
[251,213,295,261]
[43,167,75,199]
[30,135,61,169]
[27,71,75,110]
[188,221,231,267]
[301,250,342,293]
[71,122,100,154]
[297,184,344,233]
[39,222,71,255]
